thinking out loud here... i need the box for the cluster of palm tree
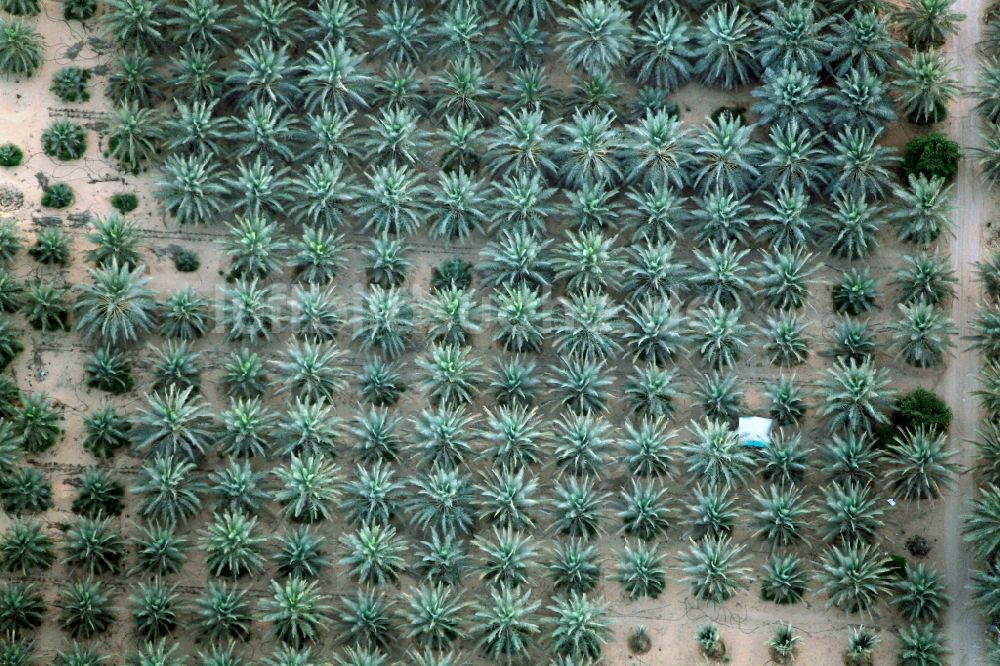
[0,0,973,663]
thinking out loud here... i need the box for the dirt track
[941,0,990,661]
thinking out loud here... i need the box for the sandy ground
[0,2,989,664]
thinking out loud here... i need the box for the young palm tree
[272,339,348,405]
[128,521,187,578]
[260,576,332,646]
[756,0,831,72]
[844,627,880,666]
[623,242,688,303]
[0,270,22,314]
[887,301,957,368]
[355,162,429,237]
[825,316,877,363]
[216,398,271,462]
[23,278,69,331]
[339,522,407,586]
[545,539,601,596]
[477,229,554,291]
[818,540,891,613]
[106,101,162,174]
[691,304,748,370]
[895,50,959,125]
[222,279,278,342]
[477,467,540,532]
[761,430,812,485]
[755,186,819,252]
[474,527,537,588]
[221,348,268,400]
[63,515,124,575]
[687,483,739,542]
[894,562,947,622]
[156,153,229,225]
[414,528,468,587]
[334,587,392,652]
[220,216,285,282]
[822,431,882,487]
[370,0,425,63]
[890,174,953,244]
[29,227,71,266]
[624,299,685,365]
[824,127,898,200]
[421,286,482,347]
[194,582,251,642]
[630,8,693,91]
[897,0,963,49]
[489,355,540,408]
[547,356,613,414]
[417,343,482,407]
[0,580,44,634]
[895,251,957,305]
[471,584,539,663]
[158,287,211,340]
[618,480,670,541]
[619,417,675,480]
[288,160,355,231]
[491,285,545,353]
[478,405,546,471]
[55,641,107,666]
[694,4,757,90]
[545,591,610,661]
[338,460,404,528]
[166,46,219,103]
[225,158,293,219]
[691,188,752,247]
[407,466,476,535]
[133,453,205,526]
[680,535,750,604]
[400,583,467,653]
[682,420,756,489]
[551,290,623,361]
[768,624,801,664]
[886,427,957,501]
[0,519,53,574]
[761,553,808,605]
[151,339,201,393]
[756,248,816,310]
[553,230,624,294]
[109,48,164,107]
[817,357,893,433]
[0,317,22,372]
[552,412,613,478]
[624,362,676,418]
[484,109,558,181]
[131,385,213,459]
[351,286,414,359]
[412,404,476,471]
[273,525,330,580]
[692,114,760,195]
[0,17,44,77]
[554,0,633,76]
[615,541,667,600]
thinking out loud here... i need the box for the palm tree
[695,623,726,661]
[471,584,539,663]
[217,397,272,459]
[692,372,743,421]
[894,562,947,622]
[103,0,163,50]
[0,317,22,373]
[132,579,179,642]
[824,127,898,200]
[691,304,748,370]
[555,0,633,76]
[615,541,667,599]
[29,227,71,265]
[339,523,407,586]
[977,56,1000,126]
[23,279,69,331]
[156,152,228,225]
[829,10,899,77]
[151,339,201,392]
[479,404,548,471]
[55,642,107,666]
[351,286,414,359]
[691,188,752,247]
[623,299,685,365]
[363,237,410,289]
[694,4,757,90]
[896,623,948,666]
[0,18,43,77]
[128,521,187,578]
[133,453,205,525]
[194,582,251,642]
[417,343,482,408]
[895,50,959,125]
[334,587,391,651]
[630,8,693,91]
[131,385,213,459]
[56,578,114,639]
[547,538,602,595]
[415,528,469,587]
[106,101,162,174]
[623,242,688,303]
[0,270,22,314]
[158,287,211,340]
[552,412,614,476]
[822,478,882,543]
[484,109,558,180]
[477,468,540,531]
[752,66,825,129]
[0,467,52,515]
[822,431,882,485]
[547,356,613,414]
[761,553,808,605]
[751,484,810,547]
[474,527,536,588]
[756,0,830,72]
[489,355,541,408]
[477,229,553,291]
[165,47,219,103]
[818,357,894,433]
[618,480,670,541]
[890,174,953,244]
[163,0,234,50]
[553,230,623,294]
[300,41,369,114]
[491,285,545,353]
[551,290,623,361]
[72,468,123,517]
[400,583,467,653]
[412,404,475,471]
[73,260,155,345]
[895,251,957,306]
[220,216,285,282]
[85,214,141,269]
[691,243,751,309]
[288,160,355,231]
[355,162,428,237]
[546,591,610,661]
[109,48,164,107]
[887,300,957,368]
[430,57,494,122]
[225,41,298,108]
[406,467,475,535]
[261,576,332,646]
[552,475,608,540]
[63,515,124,575]
[625,362,678,419]
[762,312,811,367]
[825,316,876,363]
[0,520,53,574]
[681,535,750,603]
[692,114,760,195]
[0,581,44,634]
[755,186,820,252]
[208,459,268,516]
[370,1,427,64]
[682,420,756,489]
[222,348,268,400]
[274,455,340,524]
[896,0,963,49]
[620,417,676,480]
[338,461,403,528]
[687,484,740,541]
[827,65,896,132]
[762,430,812,485]
[818,540,891,613]
[13,391,62,453]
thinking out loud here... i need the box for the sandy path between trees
[941,0,990,662]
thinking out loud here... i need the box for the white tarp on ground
[738,417,773,448]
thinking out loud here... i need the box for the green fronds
[273,526,330,580]
[208,459,268,515]
[351,286,414,359]
[818,540,891,613]
[893,562,947,622]
[0,520,53,574]
[0,467,51,515]
[194,582,251,642]
[71,468,123,517]
[156,153,229,225]
[133,453,205,525]
[158,287,211,340]
[896,0,964,49]
[472,584,539,663]
[682,420,756,490]
[693,4,757,90]
[0,581,44,634]
[402,583,467,652]
[750,484,810,547]
[546,592,610,661]
[417,343,482,407]
[63,515,124,576]
[825,126,897,200]
[680,535,749,604]
[371,1,427,65]
[13,392,62,453]
[107,101,162,174]
[57,578,115,640]
[478,229,553,291]
[897,623,948,666]
[687,484,739,541]
[274,455,340,523]
[547,539,601,595]
[339,460,404,527]
[351,407,402,464]
[691,303,748,370]
[260,576,332,646]
[222,348,268,400]
[887,300,957,368]
[129,522,188,578]
[889,174,953,244]
[821,432,881,486]
[817,357,894,433]
[222,279,277,342]
[339,523,407,586]
[829,10,899,76]
[131,385,213,459]
[23,279,70,332]
[0,18,42,77]
[895,50,959,125]
[692,372,744,421]
[761,553,808,605]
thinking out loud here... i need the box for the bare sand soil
[0,2,992,664]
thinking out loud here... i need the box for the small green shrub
[0,144,22,167]
[896,388,952,433]
[110,193,138,213]
[0,18,44,77]
[173,249,199,273]
[63,0,97,20]
[903,132,960,181]
[431,258,472,292]
[41,183,74,209]
[41,120,86,160]
[50,66,90,102]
